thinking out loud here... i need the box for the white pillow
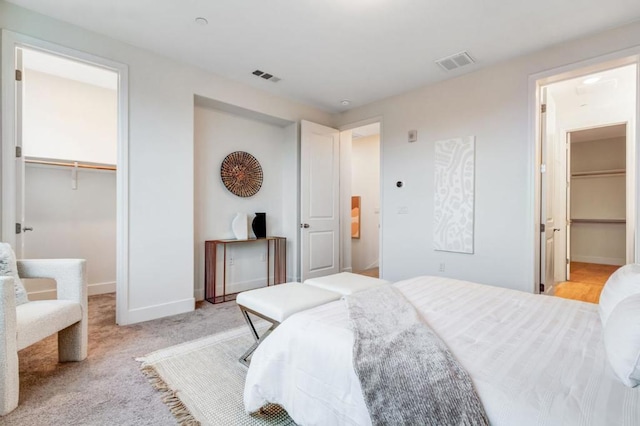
[0,242,29,305]
[604,294,640,387]
[598,263,640,326]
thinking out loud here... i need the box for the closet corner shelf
[570,218,626,224]
[571,169,625,178]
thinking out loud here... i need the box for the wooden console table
[205,237,286,304]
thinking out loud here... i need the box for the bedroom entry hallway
[345,122,381,278]
[534,54,638,302]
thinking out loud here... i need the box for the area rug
[137,326,295,425]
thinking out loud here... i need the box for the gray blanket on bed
[345,285,489,426]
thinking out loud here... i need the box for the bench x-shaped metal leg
[239,306,280,367]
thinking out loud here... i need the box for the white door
[15,47,27,257]
[540,88,557,294]
[300,120,340,281]
[566,132,572,280]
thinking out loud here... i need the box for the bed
[244,275,640,425]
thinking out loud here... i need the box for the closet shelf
[571,169,625,178]
[25,157,116,171]
[570,218,626,224]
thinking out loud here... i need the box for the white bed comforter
[244,276,640,425]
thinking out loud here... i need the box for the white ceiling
[352,123,380,139]
[7,0,640,113]
[547,64,636,123]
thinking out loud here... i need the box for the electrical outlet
[229,257,234,266]
[397,206,409,214]
[439,262,445,272]
[260,253,266,262]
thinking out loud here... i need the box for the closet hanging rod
[25,158,116,171]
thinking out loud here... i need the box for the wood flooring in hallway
[554,262,620,303]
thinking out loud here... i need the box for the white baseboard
[28,281,116,300]
[571,255,625,266]
[89,281,116,295]
[122,297,195,325]
[365,260,380,270]
[341,267,353,273]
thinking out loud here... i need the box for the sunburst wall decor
[220,151,263,197]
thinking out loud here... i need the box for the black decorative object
[252,213,266,239]
[220,151,263,197]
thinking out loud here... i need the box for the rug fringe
[141,364,201,426]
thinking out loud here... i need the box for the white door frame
[338,116,384,277]
[1,30,130,324]
[529,47,640,293]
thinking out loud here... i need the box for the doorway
[18,47,119,304]
[536,61,637,302]
[1,31,130,324]
[349,123,381,278]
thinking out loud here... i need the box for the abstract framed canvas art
[434,136,475,253]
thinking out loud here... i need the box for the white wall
[338,20,640,292]
[23,165,116,298]
[23,69,117,164]
[0,1,333,324]
[194,103,297,298]
[351,134,380,272]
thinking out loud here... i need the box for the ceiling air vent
[252,69,281,83]
[435,51,475,72]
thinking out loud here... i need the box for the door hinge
[567,258,570,265]
[15,223,21,234]
[540,223,545,232]
[15,146,22,158]
[540,163,546,173]
[540,283,545,293]
[541,103,546,113]
[15,69,22,81]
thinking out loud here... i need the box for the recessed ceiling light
[340,99,351,106]
[583,76,601,85]
[195,17,208,26]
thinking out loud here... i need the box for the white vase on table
[232,213,249,240]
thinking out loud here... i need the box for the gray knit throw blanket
[345,285,489,426]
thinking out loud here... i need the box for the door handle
[300,223,310,229]
[553,228,561,232]
[23,227,33,232]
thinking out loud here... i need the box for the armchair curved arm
[16,259,87,303]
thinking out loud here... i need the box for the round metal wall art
[220,151,263,197]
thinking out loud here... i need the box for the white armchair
[0,259,87,415]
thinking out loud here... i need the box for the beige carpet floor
[2,293,246,425]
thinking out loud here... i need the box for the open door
[300,120,340,281]
[540,87,558,294]
[14,47,27,257]
[565,132,572,280]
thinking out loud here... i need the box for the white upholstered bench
[235,283,340,366]
[304,272,390,295]
[236,273,389,365]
